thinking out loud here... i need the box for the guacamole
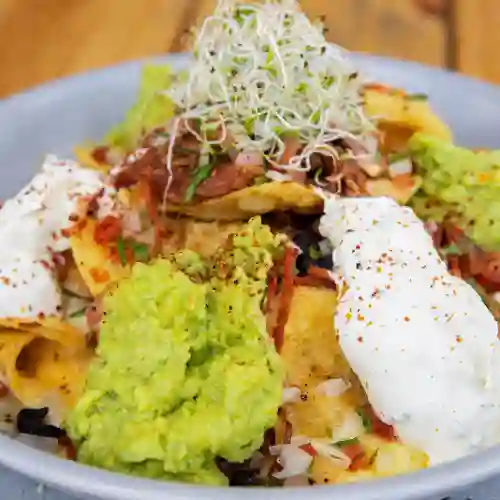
[410,133,500,250]
[65,219,285,485]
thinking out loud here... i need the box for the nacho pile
[0,0,468,489]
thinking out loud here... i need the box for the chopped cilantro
[441,243,461,256]
[132,242,150,262]
[357,407,373,433]
[185,162,216,202]
[406,93,428,101]
[116,237,128,266]
[70,308,86,319]
[334,437,360,447]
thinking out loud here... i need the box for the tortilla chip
[0,317,86,349]
[160,218,245,259]
[363,88,452,153]
[70,219,129,297]
[0,322,91,412]
[365,175,423,204]
[172,182,322,221]
[73,145,112,173]
[281,286,349,390]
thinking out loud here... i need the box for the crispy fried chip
[161,218,245,258]
[70,219,129,297]
[281,286,346,390]
[363,88,452,153]
[170,182,323,221]
[280,286,365,437]
[0,319,91,412]
[281,286,428,483]
[365,175,423,204]
[0,317,86,349]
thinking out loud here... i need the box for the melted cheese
[319,195,500,464]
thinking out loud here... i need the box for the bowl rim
[1,52,500,500]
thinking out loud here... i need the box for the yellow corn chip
[170,182,322,221]
[70,219,129,297]
[364,88,452,153]
[0,323,91,412]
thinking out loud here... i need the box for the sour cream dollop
[0,155,113,319]
[319,195,500,464]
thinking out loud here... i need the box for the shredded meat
[323,158,369,195]
[113,134,264,205]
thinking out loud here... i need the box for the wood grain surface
[454,0,500,83]
[0,0,495,97]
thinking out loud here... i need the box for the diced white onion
[330,411,364,443]
[265,170,293,182]
[389,158,413,177]
[273,445,313,479]
[282,387,301,404]
[315,378,350,397]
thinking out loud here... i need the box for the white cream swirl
[320,195,500,464]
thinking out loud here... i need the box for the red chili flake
[367,406,397,441]
[456,335,463,343]
[299,443,318,457]
[37,312,46,320]
[342,442,368,471]
[357,336,364,343]
[403,316,410,322]
[94,215,123,245]
[355,244,361,250]
[89,268,110,284]
[40,260,51,271]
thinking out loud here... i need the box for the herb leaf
[441,243,462,256]
[185,163,216,202]
[70,308,87,319]
[406,93,428,101]
[334,437,360,447]
[357,407,373,433]
[116,237,128,266]
[132,242,150,262]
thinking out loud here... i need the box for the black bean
[16,407,65,439]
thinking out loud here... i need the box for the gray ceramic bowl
[1,53,500,500]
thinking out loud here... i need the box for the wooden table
[0,0,498,98]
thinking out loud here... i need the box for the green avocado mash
[410,133,500,250]
[65,218,285,485]
[106,64,175,151]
